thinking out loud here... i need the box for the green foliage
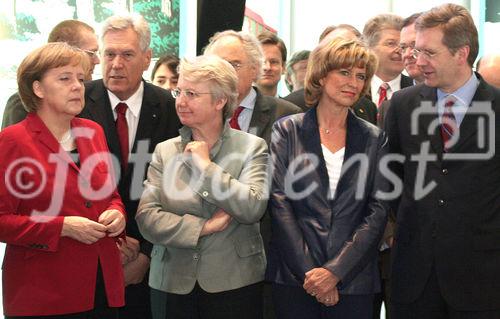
[94,0,114,23]
[16,13,39,41]
[133,0,179,57]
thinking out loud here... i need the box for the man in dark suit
[2,20,100,129]
[204,29,300,319]
[284,24,378,124]
[79,14,181,319]
[203,30,300,145]
[385,4,500,318]
[363,13,413,109]
[378,12,425,128]
[362,14,415,318]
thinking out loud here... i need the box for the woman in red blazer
[0,43,126,318]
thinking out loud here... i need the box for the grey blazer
[136,124,269,294]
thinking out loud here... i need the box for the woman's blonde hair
[304,38,378,107]
[17,42,90,112]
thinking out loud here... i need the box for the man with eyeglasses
[256,30,287,97]
[378,13,425,127]
[1,20,100,129]
[363,14,414,109]
[385,4,500,318]
[80,14,181,319]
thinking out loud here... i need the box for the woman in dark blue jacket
[266,38,389,319]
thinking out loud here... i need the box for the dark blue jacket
[266,107,389,294]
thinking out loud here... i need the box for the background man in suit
[385,4,500,318]
[284,24,379,124]
[203,30,300,145]
[400,13,424,85]
[204,29,300,319]
[477,53,500,88]
[2,20,100,129]
[79,14,181,319]
[285,50,310,93]
[363,14,413,108]
[378,13,424,127]
[256,30,287,97]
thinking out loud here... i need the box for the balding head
[477,54,500,88]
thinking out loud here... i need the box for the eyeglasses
[102,51,136,62]
[82,49,99,59]
[398,43,415,53]
[171,88,214,99]
[412,48,440,60]
[228,61,245,71]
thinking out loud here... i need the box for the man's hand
[123,252,150,286]
[117,236,140,265]
[200,209,232,237]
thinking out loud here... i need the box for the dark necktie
[229,106,245,130]
[115,102,129,170]
[440,96,458,152]
[378,82,389,108]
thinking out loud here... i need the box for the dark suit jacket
[385,75,500,310]
[283,88,378,125]
[377,75,415,128]
[266,107,389,294]
[0,114,125,316]
[80,79,181,255]
[248,88,301,255]
[2,92,28,129]
[249,88,302,144]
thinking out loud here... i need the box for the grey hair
[101,13,151,52]
[362,13,403,48]
[179,55,239,121]
[204,30,264,80]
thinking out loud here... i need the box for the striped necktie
[440,96,458,152]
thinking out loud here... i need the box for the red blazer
[0,114,125,316]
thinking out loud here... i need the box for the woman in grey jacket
[136,55,269,319]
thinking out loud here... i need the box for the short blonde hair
[179,55,238,120]
[17,42,90,112]
[304,38,378,107]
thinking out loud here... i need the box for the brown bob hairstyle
[304,38,378,107]
[17,42,90,113]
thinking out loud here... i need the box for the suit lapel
[27,114,78,172]
[249,89,271,138]
[418,85,443,154]
[132,82,160,152]
[449,79,494,153]
[84,80,122,162]
[301,108,331,200]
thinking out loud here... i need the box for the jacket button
[442,168,448,175]
[85,201,92,208]
[193,253,200,261]
[202,191,209,197]
[438,199,445,206]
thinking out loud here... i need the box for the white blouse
[321,145,345,198]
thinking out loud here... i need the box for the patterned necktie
[440,96,458,152]
[377,82,390,108]
[115,102,129,170]
[229,106,245,130]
